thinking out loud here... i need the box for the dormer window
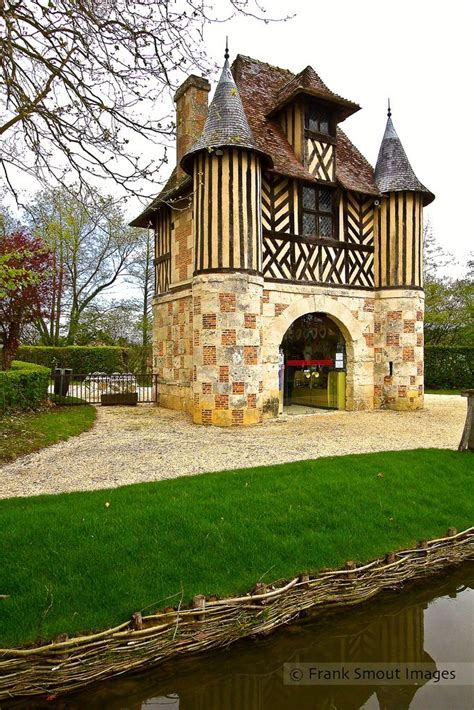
[302,185,334,238]
[306,105,330,135]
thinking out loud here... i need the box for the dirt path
[0,395,466,499]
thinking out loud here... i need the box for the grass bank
[0,405,96,464]
[0,448,472,648]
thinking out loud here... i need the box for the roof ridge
[233,54,295,79]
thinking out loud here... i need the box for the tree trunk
[1,323,20,370]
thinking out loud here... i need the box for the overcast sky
[181,0,472,275]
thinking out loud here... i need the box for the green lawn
[0,405,96,464]
[0,448,472,649]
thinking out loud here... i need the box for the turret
[374,103,434,289]
[181,45,271,426]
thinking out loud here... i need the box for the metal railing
[49,372,158,405]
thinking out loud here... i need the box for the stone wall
[374,290,424,410]
[152,280,425,423]
[152,290,193,413]
[191,273,264,426]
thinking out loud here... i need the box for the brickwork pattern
[192,274,264,426]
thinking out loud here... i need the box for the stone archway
[261,293,373,417]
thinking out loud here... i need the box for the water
[9,565,474,709]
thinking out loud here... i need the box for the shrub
[16,346,126,374]
[425,346,474,390]
[0,361,50,412]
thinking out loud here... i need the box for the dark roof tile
[375,115,434,205]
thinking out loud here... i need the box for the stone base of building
[152,280,425,425]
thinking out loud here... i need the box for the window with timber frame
[301,184,336,240]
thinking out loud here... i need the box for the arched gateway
[261,293,373,418]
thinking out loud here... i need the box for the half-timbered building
[131,51,434,426]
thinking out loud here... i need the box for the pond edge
[1,526,473,700]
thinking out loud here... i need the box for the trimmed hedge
[16,346,126,374]
[425,346,474,390]
[0,361,50,412]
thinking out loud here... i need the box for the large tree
[0,0,278,199]
[423,224,473,346]
[27,186,138,344]
[0,231,55,369]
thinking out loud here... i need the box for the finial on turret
[387,98,392,118]
[224,36,229,60]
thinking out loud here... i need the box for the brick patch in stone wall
[387,311,403,320]
[202,409,212,425]
[247,393,257,409]
[219,365,229,383]
[363,299,375,312]
[403,347,415,362]
[417,333,423,347]
[244,313,257,329]
[215,394,229,410]
[202,382,212,394]
[386,333,400,346]
[221,329,237,346]
[232,410,244,425]
[363,333,374,348]
[416,310,423,321]
[232,382,245,394]
[219,292,236,312]
[398,386,407,398]
[203,346,216,365]
[193,329,200,346]
[275,303,288,316]
[403,320,415,333]
[202,313,217,329]
[193,297,201,315]
[262,290,270,303]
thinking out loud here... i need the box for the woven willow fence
[1,527,473,701]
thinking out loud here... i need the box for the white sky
[5,0,472,282]
[160,0,472,275]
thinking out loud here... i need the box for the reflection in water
[11,565,474,710]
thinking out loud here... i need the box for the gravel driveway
[0,395,466,499]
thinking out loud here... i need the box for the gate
[49,372,158,405]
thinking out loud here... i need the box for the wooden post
[192,594,206,620]
[345,560,357,580]
[131,612,143,631]
[459,390,474,452]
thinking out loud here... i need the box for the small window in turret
[302,185,334,239]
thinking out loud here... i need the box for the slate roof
[375,114,434,205]
[181,57,271,173]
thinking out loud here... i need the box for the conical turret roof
[375,111,434,205]
[181,56,271,173]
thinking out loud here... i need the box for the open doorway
[280,313,346,412]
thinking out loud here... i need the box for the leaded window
[306,105,330,135]
[302,185,334,239]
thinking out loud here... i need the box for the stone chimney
[174,75,210,179]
